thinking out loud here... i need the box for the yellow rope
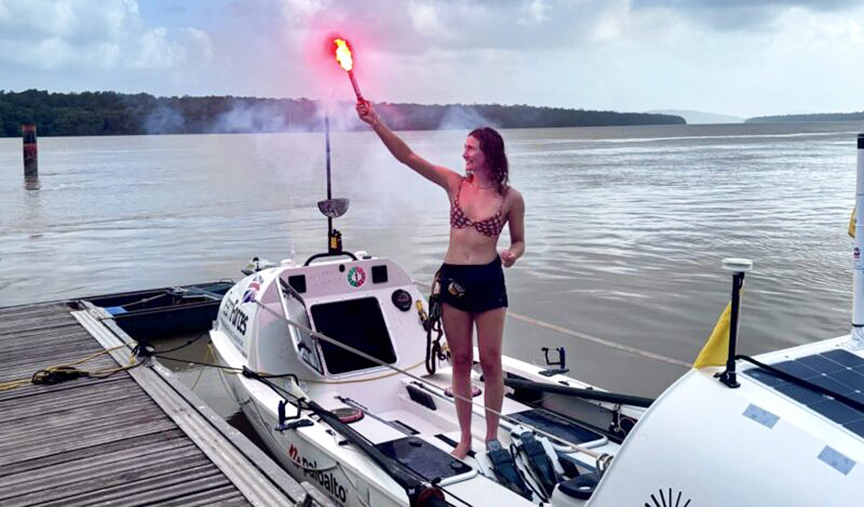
[0,344,136,392]
[0,379,31,392]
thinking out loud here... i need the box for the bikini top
[449,179,506,237]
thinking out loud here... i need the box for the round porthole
[391,289,413,311]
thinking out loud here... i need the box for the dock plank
[0,440,204,501]
[147,484,249,507]
[0,300,310,507]
[0,428,188,477]
[0,375,126,404]
[0,379,143,423]
[0,395,167,443]
[4,457,221,507]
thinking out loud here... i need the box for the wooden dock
[0,301,331,506]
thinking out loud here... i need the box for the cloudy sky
[1,0,863,118]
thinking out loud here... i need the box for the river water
[1,121,862,410]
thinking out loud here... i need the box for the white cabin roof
[587,336,864,506]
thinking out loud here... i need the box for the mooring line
[412,280,693,369]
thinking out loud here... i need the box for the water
[1,122,862,406]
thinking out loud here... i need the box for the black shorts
[438,257,508,313]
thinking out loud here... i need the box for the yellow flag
[693,302,732,368]
[850,206,856,239]
[694,285,746,369]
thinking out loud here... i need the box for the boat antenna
[717,257,752,388]
[315,114,351,259]
[851,133,864,350]
[325,114,334,245]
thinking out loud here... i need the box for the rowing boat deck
[0,301,327,506]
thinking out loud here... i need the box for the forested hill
[0,89,684,137]
[747,111,864,123]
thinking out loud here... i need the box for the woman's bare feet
[451,440,472,459]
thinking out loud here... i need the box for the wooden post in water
[22,124,38,179]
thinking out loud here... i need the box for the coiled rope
[0,344,139,392]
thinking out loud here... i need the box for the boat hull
[213,334,406,507]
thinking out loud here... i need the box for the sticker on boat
[288,444,349,503]
[347,266,366,287]
[242,275,263,303]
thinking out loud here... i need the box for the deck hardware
[539,346,569,377]
[717,258,753,388]
[280,419,314,431]
[275,399,303,432]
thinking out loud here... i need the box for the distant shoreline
[0,89,684,138]
[747,112,864,123]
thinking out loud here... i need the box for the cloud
[0,0,212,74]
[630,0,864,31]
[3,0,864,118]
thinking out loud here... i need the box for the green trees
[0,89,685,137]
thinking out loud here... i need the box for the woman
[356,100,525,459]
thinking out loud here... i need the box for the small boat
[87,281,233,341]
[210,126,864,506]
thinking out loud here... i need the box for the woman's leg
[475,307,506,444]
[442,302,475,458]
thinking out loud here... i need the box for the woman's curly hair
[469,127,509,195]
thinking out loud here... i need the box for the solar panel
[744,349,864,438]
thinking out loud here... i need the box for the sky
[1,0,863,119]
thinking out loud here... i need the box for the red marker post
[22,124,37,179]
[333,38,363,101]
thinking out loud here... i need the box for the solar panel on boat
[375,436,472,481]
[744,349,864,438]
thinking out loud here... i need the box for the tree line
[0,89,685,137]
[747,111,864,123]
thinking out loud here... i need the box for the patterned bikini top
[449,179,507,237]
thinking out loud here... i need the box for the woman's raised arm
[357,100,460,193]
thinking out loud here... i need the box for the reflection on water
[152,332,273,450]
[1,122,863,404]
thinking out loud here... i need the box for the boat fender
[557,473,599,500]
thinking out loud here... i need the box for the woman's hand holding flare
[356,99,380,127]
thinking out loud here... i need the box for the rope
[190,345,213,391]
[414,279,693,369]
[0,378,31,392]
[300,359,426,384]
[1,344,137,391]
